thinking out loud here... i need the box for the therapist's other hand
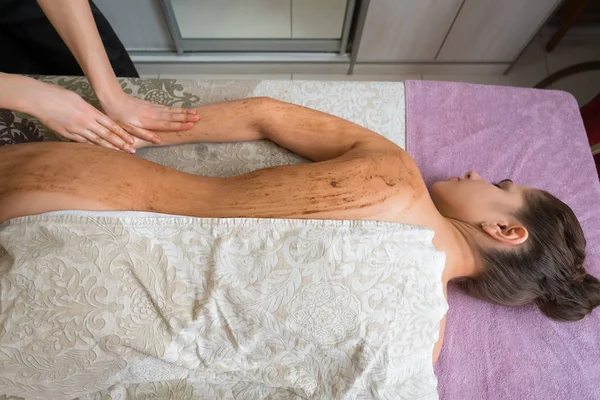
[31,83,137,153]
[99,91,199,145]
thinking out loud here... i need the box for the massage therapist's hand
[99,91,200,146]
[26,82,138,153]
[32,0,199,149]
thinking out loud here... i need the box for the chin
[429,180,448,197]
[429,181,453,215]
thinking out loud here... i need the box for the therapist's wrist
[95,81,128,108]
[15,77,51,115]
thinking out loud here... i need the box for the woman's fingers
[70,134,93,145]
[90,122,136,153]
[142,120,194,131]
[79,129,122,151]
[150,105,196,114]
[142,108,198,129]
[134,109,198,131]
[119,121,162,144]
[160,110,200,123]
[96,115,135,145]
[65,125,135,153]
[165,107,197,115]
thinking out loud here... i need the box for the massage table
[0,76,598,399]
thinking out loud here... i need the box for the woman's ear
[482,222,528,245]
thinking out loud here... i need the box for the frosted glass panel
[293,0,348,39]
[171,0,349,40]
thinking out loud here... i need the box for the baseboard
[131,52,353,75]
[130,52,351,63]
[133,62,351,76]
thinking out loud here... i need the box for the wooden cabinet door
[356,0,463,62]
[437,0,560,62]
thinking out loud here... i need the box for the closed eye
[493,179,513,189]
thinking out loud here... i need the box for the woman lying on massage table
[1,97,599,362]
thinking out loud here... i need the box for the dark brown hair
[456,189,600,321]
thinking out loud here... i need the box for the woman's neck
[431,217,481,284]
[391,195,480,285]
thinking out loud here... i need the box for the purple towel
[405,81,600,400]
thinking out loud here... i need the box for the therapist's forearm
[36,0,122,101]
[0,73,46,114]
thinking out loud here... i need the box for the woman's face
[430,171,527,225]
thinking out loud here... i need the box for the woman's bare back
[0,141,430,225]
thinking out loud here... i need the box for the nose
[465,171,483,181]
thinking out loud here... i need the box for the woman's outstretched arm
[134,97,405,162]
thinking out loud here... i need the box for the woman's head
[431,171,600,321]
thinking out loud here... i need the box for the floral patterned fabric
[0,77,447,399]
[0,110,43,146]
[0,214,447,400]
[0,76,406,175]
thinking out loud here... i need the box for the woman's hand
[32,0,198,150]
[28,83,138,153]
[99,91,200,145]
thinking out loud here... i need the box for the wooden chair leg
[546,0,592,52]
[533,61,600,88]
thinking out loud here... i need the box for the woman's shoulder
[353,149,437,224]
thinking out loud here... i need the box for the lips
[449,177,461,182]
